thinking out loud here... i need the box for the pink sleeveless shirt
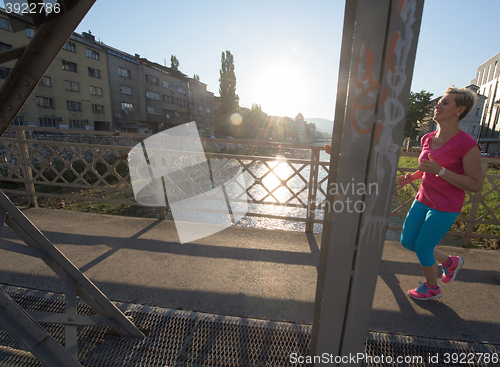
[415,130,479,212]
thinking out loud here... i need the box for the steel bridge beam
[311,0,425,364]
[0,190,144,366]
[0,0,97,136]
[0,2,146,365]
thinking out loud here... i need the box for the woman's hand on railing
[325,144,331,155]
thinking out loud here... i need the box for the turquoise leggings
[400,200,459,267]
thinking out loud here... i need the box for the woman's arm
[398,170,423,187]
[418,146,483,192]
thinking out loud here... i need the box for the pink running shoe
[441,256,464,284]
[408,282,442,300]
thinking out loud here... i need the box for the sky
[36,1,500,123]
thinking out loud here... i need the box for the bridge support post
[311,0,425,364]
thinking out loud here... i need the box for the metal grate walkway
[1,285,499,367]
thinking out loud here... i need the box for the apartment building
[88,35,145,133]
[0,8,215,135]
[0,9,113,131]
[471,52,500,154]
[189,78,215,137]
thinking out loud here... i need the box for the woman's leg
[413,208,459,287]
[400,200,427,253]
[434,249,449,264]
[421,250,448,288]
[421,264,439,287]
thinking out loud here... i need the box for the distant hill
[305,117,334,134]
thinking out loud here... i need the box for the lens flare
[230,113,242,125]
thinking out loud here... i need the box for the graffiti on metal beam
[359,0,418,245]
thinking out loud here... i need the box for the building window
[146,91,160,100]
[90,86,103,96]
[70,120,84,129]
[64,80,80,92]
[12,116,25,126]
[0,17,9,31]
[163,81,174,90]
[62,60,77,72]
[487,64,492,83]
[475,107,480,117]
[206,96,211,103]
[147,106,161,115]
[176,98,187,107]
[0,42,12,51]
[146,74,159,85]
[63,41,76,52]
[121,102,134,112]
[163,95,175,104]
[39,118,57,127]
[26,27,35,38]
[38,76,51,87]
[92,104,104,113]
[37,97,55,108]
[494,61,499,80]
[86,48,100,60]
[118,67,130,78]
[88,67,101,78]
[471,125,477,135]
[198,105,203,112]
[176,85,186,94]
[120,85,132,95]
[206,107,211,114]
[67,100,82,111]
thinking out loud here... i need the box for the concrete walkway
[1,207,499,345]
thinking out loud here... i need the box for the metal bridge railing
[1,126,498,247]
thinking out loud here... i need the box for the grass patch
[398,155,419,169]
[5,186,167,220]
[57,189,164,219]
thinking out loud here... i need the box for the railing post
[462,160,488,247]
[18,128,37,207]
[306,147,320,233]
[158,207,166,220]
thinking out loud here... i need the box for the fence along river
[0,127,498,247]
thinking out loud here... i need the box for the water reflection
[237,149,330,234]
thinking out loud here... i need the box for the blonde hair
[445,86,478,120]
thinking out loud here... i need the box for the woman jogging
[399,86,483,300]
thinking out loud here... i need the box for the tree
[216,51,239,135]
[242,104,267,139]
[170,55,179,70]
[405,90,434,140]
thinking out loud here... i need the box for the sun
[252,60,308,117]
